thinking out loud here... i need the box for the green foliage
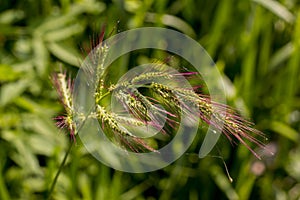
[0,0,300,199]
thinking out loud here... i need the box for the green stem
[47,106,91,199]
[47,142,73,199]
[96,91,111,104]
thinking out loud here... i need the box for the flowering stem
[47,142,73,200]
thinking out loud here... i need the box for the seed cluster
[52,72,76,141]
[96,104,155,152]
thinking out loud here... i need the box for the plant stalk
[47,142,73,199]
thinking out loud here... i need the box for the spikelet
[52,72,76,141]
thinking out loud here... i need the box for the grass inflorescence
[52,39,270,159]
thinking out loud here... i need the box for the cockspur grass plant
[49,31,272,198]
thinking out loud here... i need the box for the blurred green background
[1,0,300,199]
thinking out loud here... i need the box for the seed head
[52,72,76,141]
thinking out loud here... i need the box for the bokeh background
[1,0,300,199]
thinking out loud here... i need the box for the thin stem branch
[47,142,73,199]
[97,91,110,103]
